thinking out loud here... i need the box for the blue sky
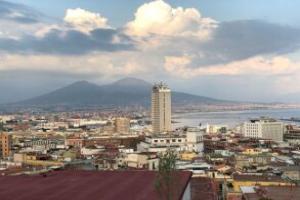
[10,0,300,26]
[1,0,300,103]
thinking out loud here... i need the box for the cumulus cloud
[149,20,300,68]
[125,0,217,39]
[164,55,299,78]
[0,4,135,55]
[64,8,110,33]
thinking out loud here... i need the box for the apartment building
[0,132,12,158]
[242,118,284,141]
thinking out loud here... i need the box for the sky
[1,0,300,103]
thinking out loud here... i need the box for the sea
[172,108,300,128]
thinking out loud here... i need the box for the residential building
[186,127,204,153]
[281,166,300,181]
[284,125,300,144]
[119,152,159,170]
[151,83,171,133]
[65,137,85,148]
[0,132,12,158]
[137,134,186,152]
[137,129,204,153]
[241,186,300,200]
[233,153,272,170]
[230,174,291,192]
[206,124,228,134]
[115,117,130,134]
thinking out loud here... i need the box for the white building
[151,83,171,133]
[119,152,159,170]
[186,127,204,153]
[81,146,105,156]
[137,127,204,153]
[242,118,284,142]
[206,124,228,134]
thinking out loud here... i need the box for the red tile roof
[191,177,218,200]
[0,170,192,200]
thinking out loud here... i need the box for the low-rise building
[120,152,159,170]
[242,186,300,200]
[230,174,291,193]
[115,117,130,134]
[234,153,272,170]
[138,128,204,153]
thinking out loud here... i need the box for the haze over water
[173,108,300,128]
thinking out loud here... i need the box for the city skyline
[1,0,300,103]
[1,1,300,200]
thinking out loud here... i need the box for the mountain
[16,78,231,107]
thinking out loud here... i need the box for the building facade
[137,128,204,153]
[242,118,284,141]
[151,83,171,133]
[115,117,130,134]
[0,132,12,158]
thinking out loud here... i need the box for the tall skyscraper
[151,82,172,133]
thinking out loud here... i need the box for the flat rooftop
[0,170,192,200]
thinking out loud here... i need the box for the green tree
[0,121,4,131]
[155,149,180,200]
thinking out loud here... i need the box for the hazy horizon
[0,77,297,105]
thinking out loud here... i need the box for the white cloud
[164,55,299,78]
[0,52,145,78]
[34,8,111,37]
[64,8,110,33]
[125,0,217,39]
[0,19,45,39]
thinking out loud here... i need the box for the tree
[155,149,180,200]
[0,121,4,131]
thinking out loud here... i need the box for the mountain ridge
[15,78,233,107]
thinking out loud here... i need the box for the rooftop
[233,174,286,182]
[243,186,300,200]
[0,170,192,200]
[190,177,218,200]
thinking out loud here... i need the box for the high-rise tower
[151,82,171,133]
